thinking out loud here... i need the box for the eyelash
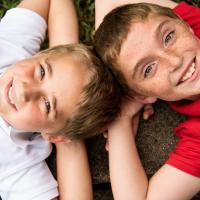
[44,98,51,114]
[144,63,156,78]
[40,65,45,80]
[164,30,175,46]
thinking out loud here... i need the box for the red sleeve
[169,98,200,117]
[173,2,200,38]
[166,118,200,177]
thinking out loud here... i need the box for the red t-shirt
[166,2,200,177]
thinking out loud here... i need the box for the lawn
[0,0,199,43]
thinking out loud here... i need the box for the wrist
[108,117,133,137]
[56,139,85,151]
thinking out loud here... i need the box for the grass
[0,0,200,43]
[0,0,95,44]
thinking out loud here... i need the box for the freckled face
[0,53,90,133]
[118,15,200,101]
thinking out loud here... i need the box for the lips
[178,57,199,85]
[6,79,17,111]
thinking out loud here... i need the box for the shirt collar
[0,117,42,148]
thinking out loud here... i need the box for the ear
[134,95,157,104]
[41,132,71,144]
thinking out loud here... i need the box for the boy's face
[118,15,200,101]
[0,53,89,135]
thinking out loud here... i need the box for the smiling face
[118,15,200,101]
[0,53,89,134]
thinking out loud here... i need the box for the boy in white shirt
[0,0,120,199]
[0,1,57,199]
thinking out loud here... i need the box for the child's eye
[40,65,45,80]
[44,98,51,114]
[164,31,175,46]
[144,64,153,78]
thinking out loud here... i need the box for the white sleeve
[0,161,58,200]
[0,8,47,73]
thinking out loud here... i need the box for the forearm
[108,118,148,200]
[145,164,200,200]
[56,141,93,200]
[95,0,177,29]
[48,0,79,47]
[17,0,50,22]
[109,122,200,200]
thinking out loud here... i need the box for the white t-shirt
[0,8,58,200]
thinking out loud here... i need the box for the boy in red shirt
[95,0,200,199]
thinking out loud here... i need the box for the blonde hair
[40,44,124,139]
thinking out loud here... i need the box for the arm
[108,114,148,200]
[56,141,93,200]
[48,1,93,199]
[0,0,49,63]
[95,0,177,29]
[108,101,200,200]
[146,165,200,200]
[108,100,148,200]
[17,0,50,22]
[48,0,79,47]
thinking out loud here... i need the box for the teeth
[181,62,195,82]
[8,86,14,105]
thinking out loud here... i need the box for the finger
[143,109,154,120]
[143,104,154,120]
[103,132,108,138]
[105,142,109,151]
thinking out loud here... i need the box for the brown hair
[94,3,181,93]
[40,44,123,139]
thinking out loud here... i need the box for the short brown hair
[94,3,180,93]
[40,44,123,139]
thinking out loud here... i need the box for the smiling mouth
[6,80,17,111]
[178,58,197,85]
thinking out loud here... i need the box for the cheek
[134,78,172,97]
[14,109,44,131]
[17,104,43,123]
[9,63,35,78]
[179,31,199,48]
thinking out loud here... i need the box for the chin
[185,95,200,101]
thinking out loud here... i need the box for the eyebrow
[132,19,170,78]
[131,58,151,79]
[45,58,53,77]
[155,19,170,41]
[52,96,57,120]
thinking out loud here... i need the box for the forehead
[45,54,90,127]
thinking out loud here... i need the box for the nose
[18,80,41,102]
[160,49,182,71]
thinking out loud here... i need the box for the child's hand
[143,103,154,120]
[107,97,143,132]
[119,97,143,120]
[104,98,143,151]
[103,131,109,151]
[104,111,140,151]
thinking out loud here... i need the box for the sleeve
[0,161,58,200]
[0,8,47,73]
[166,117,200,177]
[173,2,200,38]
